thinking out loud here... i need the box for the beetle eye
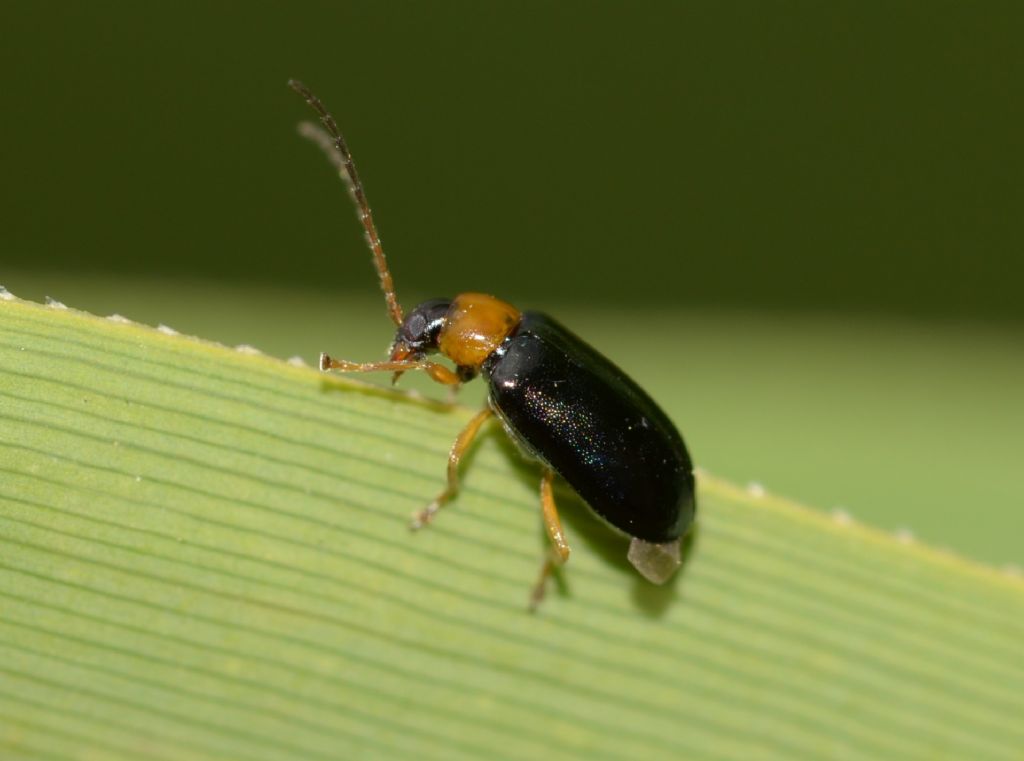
[405,313,427,339]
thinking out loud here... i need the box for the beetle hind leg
[529,468,572,611]
[411,407,493,530]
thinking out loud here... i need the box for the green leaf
[1,294,1022,761]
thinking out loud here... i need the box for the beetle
[289,80,695,607]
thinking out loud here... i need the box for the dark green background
[3,1,1022,317]
[2,3,1022,565]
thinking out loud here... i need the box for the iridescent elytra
[289,80,696,608]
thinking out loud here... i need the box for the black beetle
[290,80,695,607]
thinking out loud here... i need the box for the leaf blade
[1,297,1022,761]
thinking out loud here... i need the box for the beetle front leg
[320,353,462,386]
[410,407,494,530]
[529,468,572,611]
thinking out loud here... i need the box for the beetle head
[389,298,452,361]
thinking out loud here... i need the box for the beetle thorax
[437,293,522,370]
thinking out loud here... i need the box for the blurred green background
[2,2,1021,564]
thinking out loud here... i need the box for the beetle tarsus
[409,502,439,531]
[528,554,559,612]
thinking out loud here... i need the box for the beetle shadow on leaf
[492,433,697,618]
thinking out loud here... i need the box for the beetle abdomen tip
[627,537,682,584]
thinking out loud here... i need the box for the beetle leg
[529,468,572,611]
[422,363,462,386]
[320,353,461,386]
[410,407,494,530]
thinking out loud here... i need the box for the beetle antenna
[289,79,404,326]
